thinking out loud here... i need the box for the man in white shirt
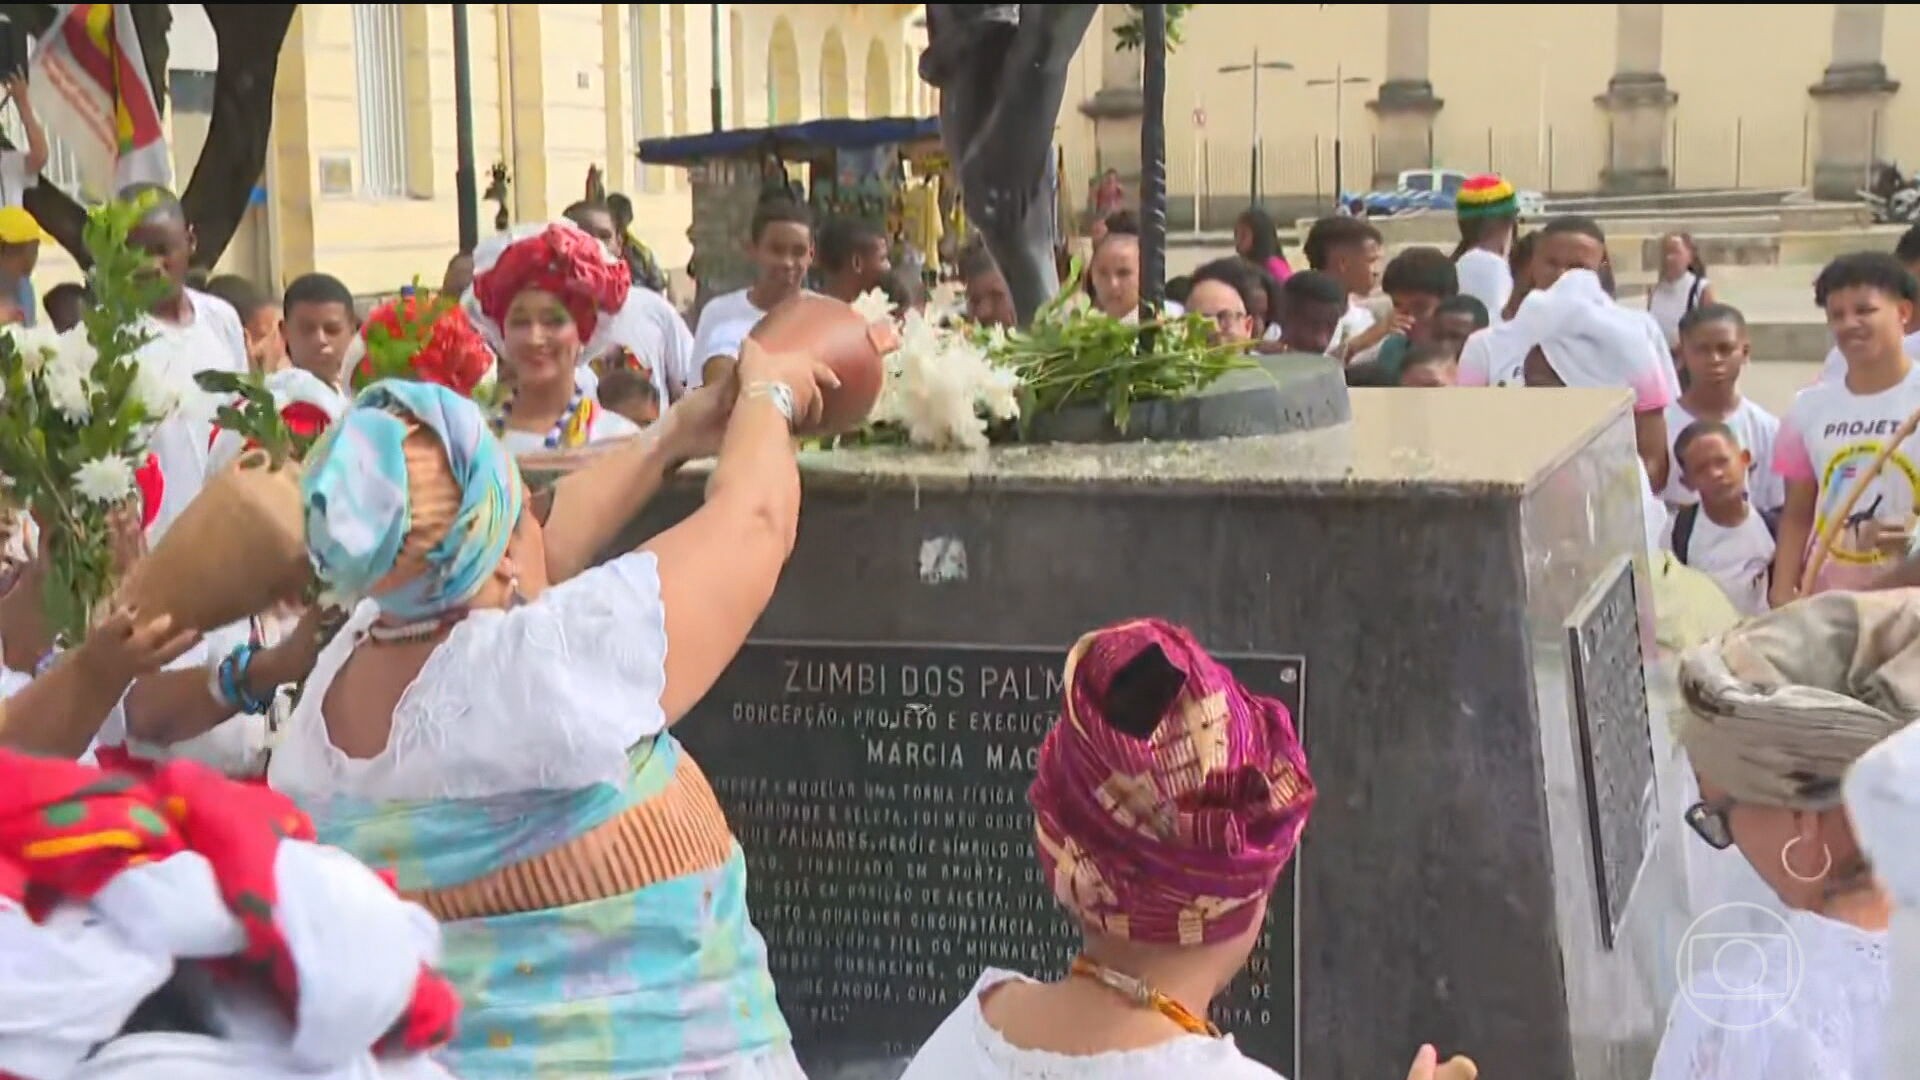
[690,199,814,388]
[120,183,250,540]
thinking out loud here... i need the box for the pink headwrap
[470,222,631,344]
[1030,619,1315,946]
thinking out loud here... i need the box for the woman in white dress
[1656,590,1903,1079]
[902,619,1474,1080]
[268,330,835,1077]
[467,222,689,452]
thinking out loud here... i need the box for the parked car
[1341,169,1546,218]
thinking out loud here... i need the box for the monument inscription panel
[1564,558,1656,948]
[677,640,1304,1078]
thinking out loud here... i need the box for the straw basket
[118,450,310,633]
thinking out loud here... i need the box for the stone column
[1077,4,1144,221]
[1595,4,1675,193]
[1809,3,1900,199]
[1368,4,1441,188]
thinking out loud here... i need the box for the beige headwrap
[1678,589,1920,809]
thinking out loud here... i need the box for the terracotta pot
[746,294,892,436]
[118,450,311,634]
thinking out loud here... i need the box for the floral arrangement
[852,288,1020,451]
[351,288,493,397]
[0,195,183,641]
[993,259,1253,430]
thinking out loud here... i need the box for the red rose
[280,401,333,440]
[134,453,164,530]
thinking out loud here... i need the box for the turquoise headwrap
[301,379,524,620]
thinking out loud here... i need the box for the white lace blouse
[268,552,669,804]
[1650,910,1888,1080]
[900,969,1285,1080]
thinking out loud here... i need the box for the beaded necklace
[1069,956,1221,1038]
[497,383,595,450]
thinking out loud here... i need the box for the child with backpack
[1671,419,1777,616]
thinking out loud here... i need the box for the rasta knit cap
[1456,174,1518,221]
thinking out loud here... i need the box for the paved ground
[1738,359,1818,416]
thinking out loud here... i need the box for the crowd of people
[0,150,1909,1080]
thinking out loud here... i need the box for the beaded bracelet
[211,643,275,716]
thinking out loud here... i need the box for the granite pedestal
[610,389,1688,1079]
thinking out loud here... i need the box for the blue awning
[637,116,940,166]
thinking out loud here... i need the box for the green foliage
[0,192,169,642]
[988,257,1253,432]
[1114,4,1193,52]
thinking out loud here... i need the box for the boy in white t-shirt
[1671,419,1777,617]
[1301,215,1383,360]
[121,184,251,541]
[1772,252,1920,605]
[1817,224,1920,384]
[1661,303,1783,514]
[688,199,813,389]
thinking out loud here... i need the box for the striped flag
[29,4,170,195]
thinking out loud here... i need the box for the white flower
[871,309,1021,451]
[1,324,59,376]
[851,287,896,325]
[129,356,181,420]
[72,454,135,505]
[41,332,95,422]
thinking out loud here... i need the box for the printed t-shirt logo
[1815,441,1920,565]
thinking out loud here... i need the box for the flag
[29,4,170,195]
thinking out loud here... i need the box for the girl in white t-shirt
[1772,253,1920,605]
[1647,232,1716,351]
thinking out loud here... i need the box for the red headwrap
[1029,619,1315,947]
[471,223,631,344]
[0,748,458,1056]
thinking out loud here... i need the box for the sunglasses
[1684,795,1737,850]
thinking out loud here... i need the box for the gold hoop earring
[1781,835,1832,884]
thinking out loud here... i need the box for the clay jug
[118,450,311,633]
[746,293,893,436]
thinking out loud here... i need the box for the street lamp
[1306,65,1370,208]
[1216,49,1293,204]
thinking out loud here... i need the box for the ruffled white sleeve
[274,553,670,803]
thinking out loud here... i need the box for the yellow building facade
[262,3,927,297]
[1058,3,1917,222]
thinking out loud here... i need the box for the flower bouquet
[844,288,1021,452]
[0,196,180,642]
[351,287,493,398]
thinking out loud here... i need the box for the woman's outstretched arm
[0,610,197,758]
[643,341,832,723]
[539,373,735,584]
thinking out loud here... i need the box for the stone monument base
[620,389,1688,1078]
